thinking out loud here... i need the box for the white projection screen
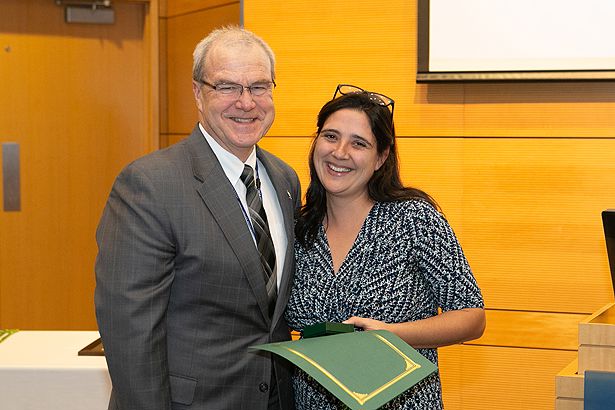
[417,0,615,82]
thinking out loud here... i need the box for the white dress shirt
[198,123,287,289]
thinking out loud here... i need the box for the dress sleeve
[411,203,484,312]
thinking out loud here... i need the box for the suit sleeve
[95,162,175,410]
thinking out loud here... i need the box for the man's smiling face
[192,41,275,162]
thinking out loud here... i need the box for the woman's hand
[343,316,391,332]
[344,308,486,348]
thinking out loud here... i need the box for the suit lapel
[185,127,271,322]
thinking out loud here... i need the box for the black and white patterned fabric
[285,200,484,409]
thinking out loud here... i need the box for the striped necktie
[240,164,277,316]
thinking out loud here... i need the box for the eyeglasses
[333,84,395,116]
[199,80,276,99]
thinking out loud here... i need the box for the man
[95,26,300,410]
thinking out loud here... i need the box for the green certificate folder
[251,330,437,410]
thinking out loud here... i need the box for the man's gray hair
[192,25,276,83]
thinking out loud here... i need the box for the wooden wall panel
[439,344,577,410]
[471,310,583,350]
[462,82,615,137]
[0,0,157,329]
[159,12,168,137]
[165,0,232,17]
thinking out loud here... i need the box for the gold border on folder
[283,333,421,405]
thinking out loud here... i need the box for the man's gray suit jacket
[95,125,301,410]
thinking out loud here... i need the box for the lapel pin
[287,191,292,200]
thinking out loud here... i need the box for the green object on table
[251,330,437,410]
[0,329,19,344]
[302,322,354,338]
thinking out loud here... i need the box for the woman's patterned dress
[286,200,484,409]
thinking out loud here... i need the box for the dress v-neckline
[321,203,378,275]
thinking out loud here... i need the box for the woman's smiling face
[313,108,387,201]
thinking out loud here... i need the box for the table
[0,331,111,410]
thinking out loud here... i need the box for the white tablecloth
[0,330,111,410]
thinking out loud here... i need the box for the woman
[285,84,486,409]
